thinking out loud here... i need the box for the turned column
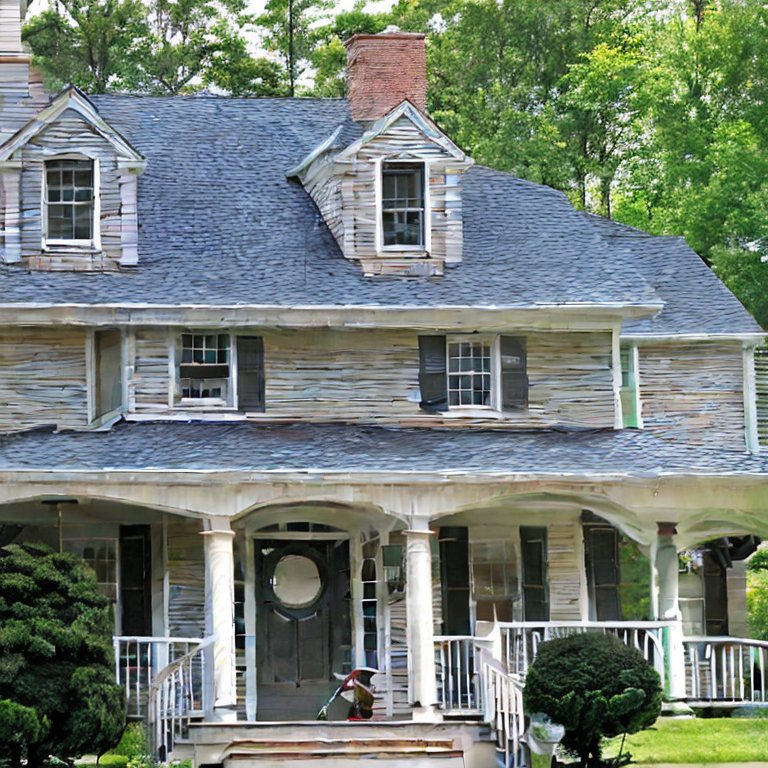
[202,520,237,720]
[405,527,441,722]
[653,522,686,701]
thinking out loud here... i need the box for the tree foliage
[0,543,125,768]
[523,632,662,767]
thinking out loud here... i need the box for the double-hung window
[179,333,231,401]
[381,162,425,248]
[176,332,265,411]
[44,158,96,244]
[418,334,528,413]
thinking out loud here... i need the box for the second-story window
[381,162,424,247]
[45,158,95,242]
[418,335,528,413]
[180,333,230,401]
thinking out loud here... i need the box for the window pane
[45,159,94,241]
[382,163,424,247]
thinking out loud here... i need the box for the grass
[603,717,768,764]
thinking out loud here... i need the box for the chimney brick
[345,30,427,122]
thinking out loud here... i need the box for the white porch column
[653,522,686,702]
[405,526,441,722]
[202,518,237,721]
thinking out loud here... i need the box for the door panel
[255,538,349,720]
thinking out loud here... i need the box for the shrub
[523,632,662,767]
[0,543,125,767]
[748,568,768,641]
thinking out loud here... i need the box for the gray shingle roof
[0,95,658,310]
[1,421,766,475]
[0,93,760,337]
[586,215,763,335]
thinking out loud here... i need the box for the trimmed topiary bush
[523,632,662,767]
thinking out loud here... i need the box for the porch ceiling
[0,421,767,478]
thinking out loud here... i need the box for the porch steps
[189,720,488,768]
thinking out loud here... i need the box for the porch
[114,622,768,765]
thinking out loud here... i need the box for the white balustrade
[434,635,483,714]
[149,636,215,762]
[497,621,669,685]
[113,635,209,719]
[479,649,527,768]
[684,636,768,704]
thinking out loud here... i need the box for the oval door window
[272,554,323,608]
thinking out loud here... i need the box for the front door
[255,538,350,720]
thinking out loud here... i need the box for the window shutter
[237,336,265,412]
[500,336,528,410]
[418,335,447,411]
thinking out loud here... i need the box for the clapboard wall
[638,341,745,449]
[128,327,615,428]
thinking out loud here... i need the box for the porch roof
[0,421,767,477]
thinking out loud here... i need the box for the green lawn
[603,717,768,764]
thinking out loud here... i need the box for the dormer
[289,30,474,277]
[0,86,145,270]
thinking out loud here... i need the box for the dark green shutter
[237,336,265,412]
[418,335,447,411]
[500,336,528,410]
[521,526,549,621]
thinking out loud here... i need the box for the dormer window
[44,158,98,247]
[381,162,425,248]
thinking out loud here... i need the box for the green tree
[257,0,332,96]
[524,632,662,767]
[22,0,146,93]
[0,543,125,768]
[23,0,280,96]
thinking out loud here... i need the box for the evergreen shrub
[523,632,662,767]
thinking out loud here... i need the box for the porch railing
[478,648,526,768]
[113,635,210,720]
[684,636,768,704]
[434,635,483,714]
[497,621,669,685]
[148,635,215,762]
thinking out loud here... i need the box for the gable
[0,86,144,168]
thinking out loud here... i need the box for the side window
[381,162,425,248]
[44,158,96,244]
[620,344,641,428]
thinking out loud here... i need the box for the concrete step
[189,719,487,767]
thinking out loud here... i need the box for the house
[1,2,768,764]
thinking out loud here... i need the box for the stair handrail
[477,646,527,768]
[148,634,215,763]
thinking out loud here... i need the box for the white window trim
[173,330,238,409]
[376,158,431,255]
[41,153,102,252]
[446,333,500,413]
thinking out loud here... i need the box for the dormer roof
[0,85,145,169]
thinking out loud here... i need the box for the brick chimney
[345,27,427,122]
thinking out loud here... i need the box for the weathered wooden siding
[166,516,206,638]
[15,109,127,270]
[0,326,88,431]
[131,328,170,412]
[548,520,584,621]
[129,328,614,428]
[638,341,745,448]
[756,346,768,448]
[345,117,468,273]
